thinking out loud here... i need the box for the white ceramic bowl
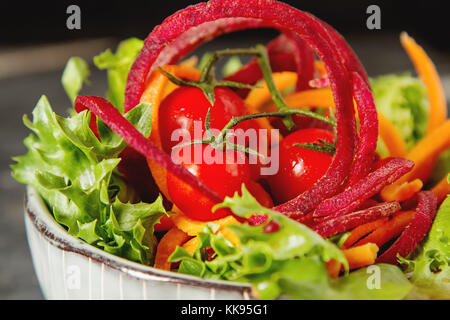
[24,186,253,300]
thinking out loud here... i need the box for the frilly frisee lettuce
[371,73,428,150]
[62,37,143,112]
[11,95,165,265]
[169,185,412,300]
[399,196,450,299]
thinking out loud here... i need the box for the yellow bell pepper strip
[431,174,450,204]
[154,227,190,270]
[342,243,379,270]
[400,32,447,135]
[381,120,450,202]
[245,71,298,112]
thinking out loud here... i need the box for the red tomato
[167,144,272,221]
[267,128,335,204]
[159,86,261,153]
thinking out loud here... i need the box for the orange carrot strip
[326,243,379,276]
[314,60,327,76]
[381,120,450,202]
[377,113,408,158]
[381,179,423,203]
[154,227,190,270]
[140,65,201,199]
[244,71,297,135]
[355,211,415,248]
[325,259,341,278]
[431,174,450,204]
[341,217,389,249]
[245,71,298,112]
[342,243,379,270]
[274,88,408,157]
[400,32,447,135]
[171,205,240,236]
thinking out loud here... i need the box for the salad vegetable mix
[11,0,449,299]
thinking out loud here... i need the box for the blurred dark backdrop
[0,0,449,300]
[0,0,448,49]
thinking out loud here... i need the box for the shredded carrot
[381,120,450,202]
[342,243,379,270]
[140,65,201,199]
[274,88,408,158]
[154,227,190,270]
[400,32,447,135]
[171,205,240,236]
[327,243,380,276]
[377,113,408,158]
[245,71,298,112]
[181,227,240,256]
[325,259,341,278]
[432,174,450,204]
[314,60,327,76]
[355,211,415,248]
[381,179,423,203]
[341,217,389,249]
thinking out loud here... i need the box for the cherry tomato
[159,86,261,153]
[167,144,272,221]
[267,128,335,204]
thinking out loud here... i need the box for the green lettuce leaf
[170,185,412,300]
[93,38,143,113]
[429,150,450,186]
[399,196,450,299]
[371,73,429,149]
[11,95,163,264]
[61,57,90,104]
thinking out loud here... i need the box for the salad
[12,0,449,300]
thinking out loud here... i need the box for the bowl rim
[25,186,253,297]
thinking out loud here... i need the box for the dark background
[0,0,449,300]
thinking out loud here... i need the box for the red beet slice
[376,191,437,264]
[346,72,379,186]
[125,0,360,215]
[313,158,415,218]
[75,95,223,204]
[313,201,401,238]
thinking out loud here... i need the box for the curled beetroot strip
[376,191,438,264]
[346,72,379,186]
[125,0,358,214]
[313,158,415,218]
[74,95,223,204]
[313,201,401,238]
[313,17,369,85]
